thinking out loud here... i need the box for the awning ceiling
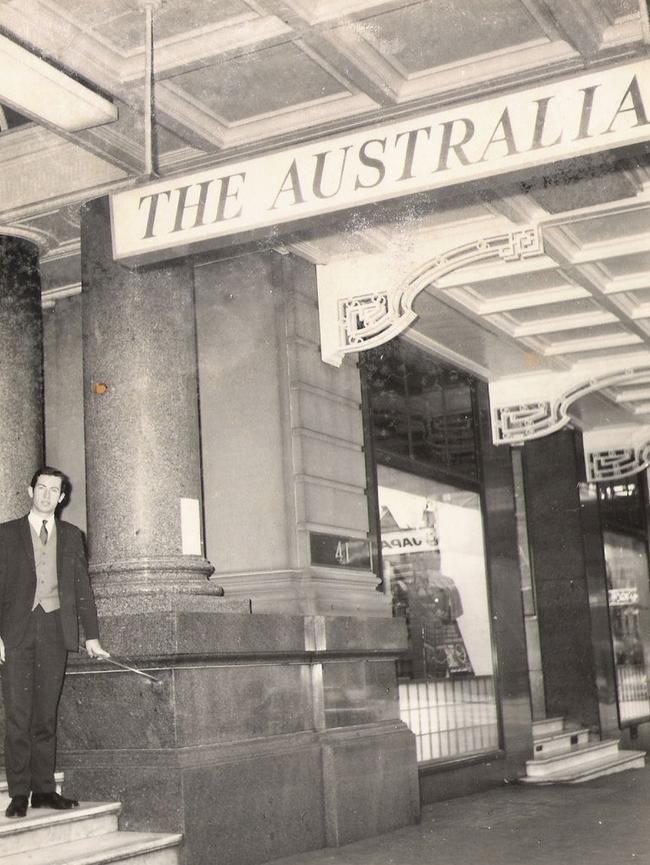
[3,0,650,441]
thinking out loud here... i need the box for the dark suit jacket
[0,516,99,652]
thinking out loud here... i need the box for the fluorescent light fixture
[0,34,117,131]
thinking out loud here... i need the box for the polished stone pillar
[0,236,43,520]
[80,197,219,611]
[523,429,600,728]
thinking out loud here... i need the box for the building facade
[3,3,650,865]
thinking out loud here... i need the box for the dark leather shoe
[5,795,28,817]
[31,791,79,810]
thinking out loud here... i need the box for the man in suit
[0,467,109,818]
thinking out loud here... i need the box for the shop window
[363,341,478,483]
[377,465,498,762]
[363,341,498,764]
[599,482,644,531]
[603,530,650,724]
[597,477,650,726]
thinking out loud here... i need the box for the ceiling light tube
[0,33,117,131]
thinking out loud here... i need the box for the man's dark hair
[30,466,70,499]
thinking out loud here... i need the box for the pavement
[268,764,650,865]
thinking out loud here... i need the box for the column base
[90,555,230,614]
[215,566,392,618]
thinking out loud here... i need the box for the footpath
[269,764,650,865]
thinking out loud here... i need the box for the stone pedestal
[0,235,44,520]
[57,611,419,865]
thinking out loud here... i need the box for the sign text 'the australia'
[111,59,650,261]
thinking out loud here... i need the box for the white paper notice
[180,497,202,556]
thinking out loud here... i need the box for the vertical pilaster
[0,236,43,519]
[194,250,390,616]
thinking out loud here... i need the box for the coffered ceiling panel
[169,43,350,123]
[497,297,608,325]
[607,0,641,17]
[602,250,650,279]
[49,0,254,55]
[449,267,575,301]
[527,167,639,213]
[624,288,650,304]
[356,0,547,73]
[539,322,638,349]
[561,208,650,245]
[39,0,134,31]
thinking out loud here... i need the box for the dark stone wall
[522,429,599,728]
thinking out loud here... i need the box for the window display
[378,465,498,762]
[603,530,650,724]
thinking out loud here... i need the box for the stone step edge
[525,738,619,769]
[521,750,645,784]
[533,727,590,746]
[0,802,121,836]
[531,717,565,732]
[0,830,184,865]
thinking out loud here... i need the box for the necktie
[40,520,48,545]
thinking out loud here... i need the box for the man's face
[28,474,64,516]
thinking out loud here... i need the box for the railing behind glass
[399,675,498,763]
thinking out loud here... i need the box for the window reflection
[603,531,650,724]
[378,465,498,762]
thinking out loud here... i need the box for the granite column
[80,197,218,612]
[0,236,44,520]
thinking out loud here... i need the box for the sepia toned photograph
[2,2,650,864]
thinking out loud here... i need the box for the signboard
[111,58,650,262]
[381,527,438,556]
[310,532,371,570]
[608,586,640,606]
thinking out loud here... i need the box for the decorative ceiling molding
[41,281,82,310]
[0,223,56,253]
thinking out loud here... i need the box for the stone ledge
[84,611,408,660]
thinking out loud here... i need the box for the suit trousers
[1,606,68,796]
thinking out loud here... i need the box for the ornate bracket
[583,426,650,482]
[491,365,650,446]
[319,226,543,366]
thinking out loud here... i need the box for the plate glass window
[364,341,499,764]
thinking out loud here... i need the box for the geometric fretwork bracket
[319,225,544,366]
[583,426,650,482]
[489,364,650,445]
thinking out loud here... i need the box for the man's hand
[0,636,4,664]
[85,639,110,659]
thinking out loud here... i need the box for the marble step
[0,829,183,865]
[525,739,622,778]
[531,717,565,738]
[521,749,646,784]
[0,802,120,857]
[532,726,590,759]
[0,772,63,808]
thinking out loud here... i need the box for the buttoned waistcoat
[0,516,99,652]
